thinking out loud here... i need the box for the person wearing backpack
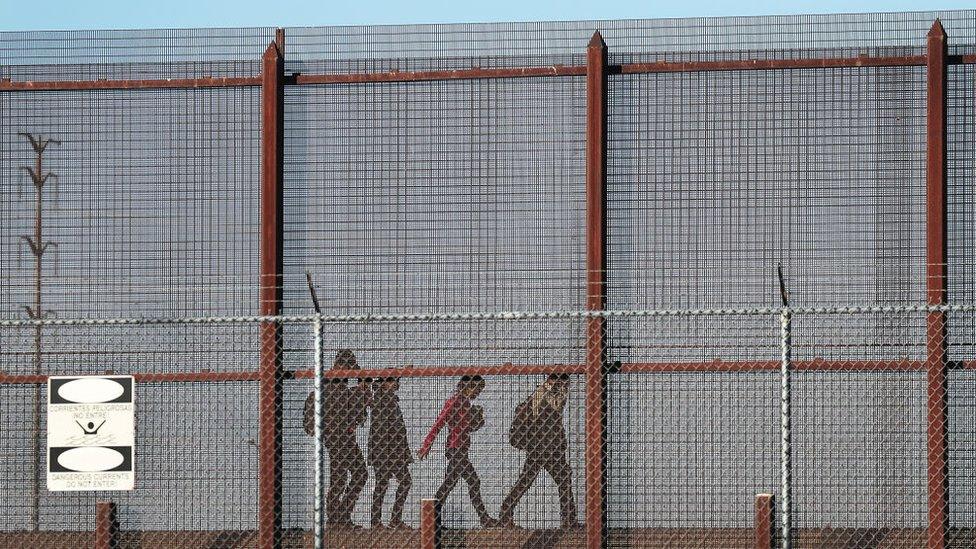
[304,349,370,528]
[499,373,579,529]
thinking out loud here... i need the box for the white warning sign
[47,376,134,491]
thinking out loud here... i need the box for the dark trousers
[434,447,491,524]
[371,465,412,526]
[499,451,577,525]
[327,441,368,525]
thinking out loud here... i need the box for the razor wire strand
[1,303,975,328]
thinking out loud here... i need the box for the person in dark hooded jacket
[367,374,413,528]
[304,349,370,528]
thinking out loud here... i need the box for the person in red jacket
[417,375,498,527]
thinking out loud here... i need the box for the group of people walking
[303,349,579,530]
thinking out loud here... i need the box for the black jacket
[367,389,413,467]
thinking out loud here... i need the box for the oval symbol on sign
[57,378,125,404]
[57,447,125,472]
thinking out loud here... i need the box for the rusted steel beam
[258,35,285,549]
[619,359,929,373]
[616,55,927,74]
[584,30,609,549]
[289,65,585,85]
[950,54,976,64]
[2,357,959,387]
[2,53,971,95]
[925,19,950,549]
[0,77,260,92]
[2,51,973,95]
[419,499,441,549]
[755,494,774,549]
[288,363,586,380]
[0,371,260,384]
[94,501,118,549]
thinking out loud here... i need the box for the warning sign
[47,376,134,491]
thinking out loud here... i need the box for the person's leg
[544,454,578,527]
[390,467,412,527]
[341,443,368,524]
[457,450,495,526]
[434,449,463,504]
[371,467,391,527]
[498,455,543,525]
[326,446,351,525]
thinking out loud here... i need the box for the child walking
[367,375,413,528]
[418,375,498,527]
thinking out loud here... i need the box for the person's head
[548,373,570,387]
[333,349,358,371]
[457,375,485,399]
[547,373,571,396]
[380,376,400,393]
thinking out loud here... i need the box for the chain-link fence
[1,304,972,548]
[2,9,976,549]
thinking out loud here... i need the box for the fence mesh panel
[1,9,976,549]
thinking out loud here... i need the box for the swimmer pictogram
[76,420,106,435]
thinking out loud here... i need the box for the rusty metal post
[925,19,949,549]
[420,499,441,549]
[755,494,774,549]
[258,32,285,549]
[584,30,609,549]
[94,501,118,549]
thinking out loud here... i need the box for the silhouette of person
[499,374,579,529]
[368,374,413,528]
[76,420,105,435]
[304,349,370,528]
[418,375,498,527]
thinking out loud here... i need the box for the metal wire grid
[606,65,927,312]
[948,370,975,542]
[281,75,587,319]
[0,28,275,81]
[948,63,976,362]
[0,322,261,547]
[0,86,261,320]
[0,306,972,548]
[607,371,780,549]
[0,11,971,549]
[280,11,976,72]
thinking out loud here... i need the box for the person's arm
[418,396,454,459]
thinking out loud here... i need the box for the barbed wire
[0,303,974,327]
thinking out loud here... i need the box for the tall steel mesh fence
[1,9,975,549]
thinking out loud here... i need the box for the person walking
[367,374,413,529]
[418,375,499,527]
[498,373,579,529]
[304,349,370,528]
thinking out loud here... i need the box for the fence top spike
[588,30,606,49]
[263,40,281,60]
[928,19,946,40]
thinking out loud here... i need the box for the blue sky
[0,0,971,31]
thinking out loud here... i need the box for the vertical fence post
[755,493,774,549]
[94,501,118,549]
[584,29,609,549]
[312,315,324,549]
[925,19,949,549]
[780,309,792,549]
[420,499,442,549]
[259,30,285,549]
